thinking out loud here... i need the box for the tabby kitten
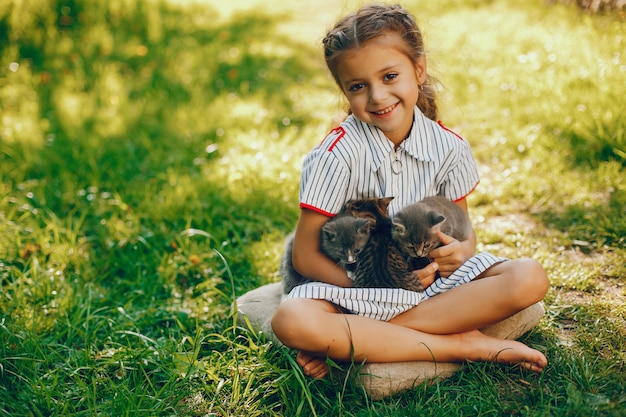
[280,214,372,294]
[391,196,472,270]
[345,198,424,292]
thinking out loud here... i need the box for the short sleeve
[438,138,480,201]
[299,147,350,216]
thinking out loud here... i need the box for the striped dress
[285,107,506,321]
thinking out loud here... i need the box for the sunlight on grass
[0,63,44,146]
[246,230,286,284]
[177,0,363,42]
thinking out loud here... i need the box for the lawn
[0,0,625,415]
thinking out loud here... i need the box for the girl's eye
[384,73,398,82]
[348,83,366,92]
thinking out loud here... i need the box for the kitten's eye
[354,248,361,254]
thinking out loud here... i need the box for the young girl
[271,3,549,378]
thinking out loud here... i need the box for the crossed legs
[271,258,549,378]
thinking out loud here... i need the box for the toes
[308,363,329,379]
[516,353,547,373]
[296,351,329,379]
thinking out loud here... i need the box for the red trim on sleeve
[452,180,480,202]
[437,120,465,141]
[318,126,346,151]
[299,203,335,217]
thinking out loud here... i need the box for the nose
[368,82,387,104]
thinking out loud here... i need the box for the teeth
[374,104,396,115]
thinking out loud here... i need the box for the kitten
[345,198,424,292]
[321,215,372,278]
[280,214,372,294]
[391,196,472,270]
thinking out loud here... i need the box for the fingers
[412,262,439,289]
[429,231,468,278]
[429,230,458,259]
[436,230,457,246]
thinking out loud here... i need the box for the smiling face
[336,32,427,146]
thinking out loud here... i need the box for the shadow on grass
[535,111,626,250]
[537,187,626,249]
[1,0,319,296]
[1,4,320,412]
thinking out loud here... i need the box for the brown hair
[323,3,438,120]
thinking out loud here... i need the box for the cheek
[401,82,420,102]
[345,94,367,112]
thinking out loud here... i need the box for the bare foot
[296,351,329,379]
[461,330,547,372]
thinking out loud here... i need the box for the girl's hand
[411,261,439,289]
[429,230,474,278]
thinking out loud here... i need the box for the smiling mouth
[371,103,397,115]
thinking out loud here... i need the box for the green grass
[1,0,625,415]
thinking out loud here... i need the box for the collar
[368,107,435,172]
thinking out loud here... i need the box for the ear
[378,196,394,211]
[391,219,406,236]
[429,212,446,228]
[322,225,337,240]
[356,218,371,232]
[415,55,427,85]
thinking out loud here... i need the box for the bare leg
[273,258,549,378]
[272,297,547,378]
[391,258,549,334]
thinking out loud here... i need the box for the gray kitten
[391,196,472,270]
[280,214,372,294]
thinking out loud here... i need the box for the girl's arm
[291,208,354,287]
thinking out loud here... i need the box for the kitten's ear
[356,218,371,232]
[391,219,406,236]
[322,224,337,240]
[429,212,446,228]
[379,197,394,209]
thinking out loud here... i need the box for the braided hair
[323,4,438,121]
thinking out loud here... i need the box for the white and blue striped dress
[285,107,507,321]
